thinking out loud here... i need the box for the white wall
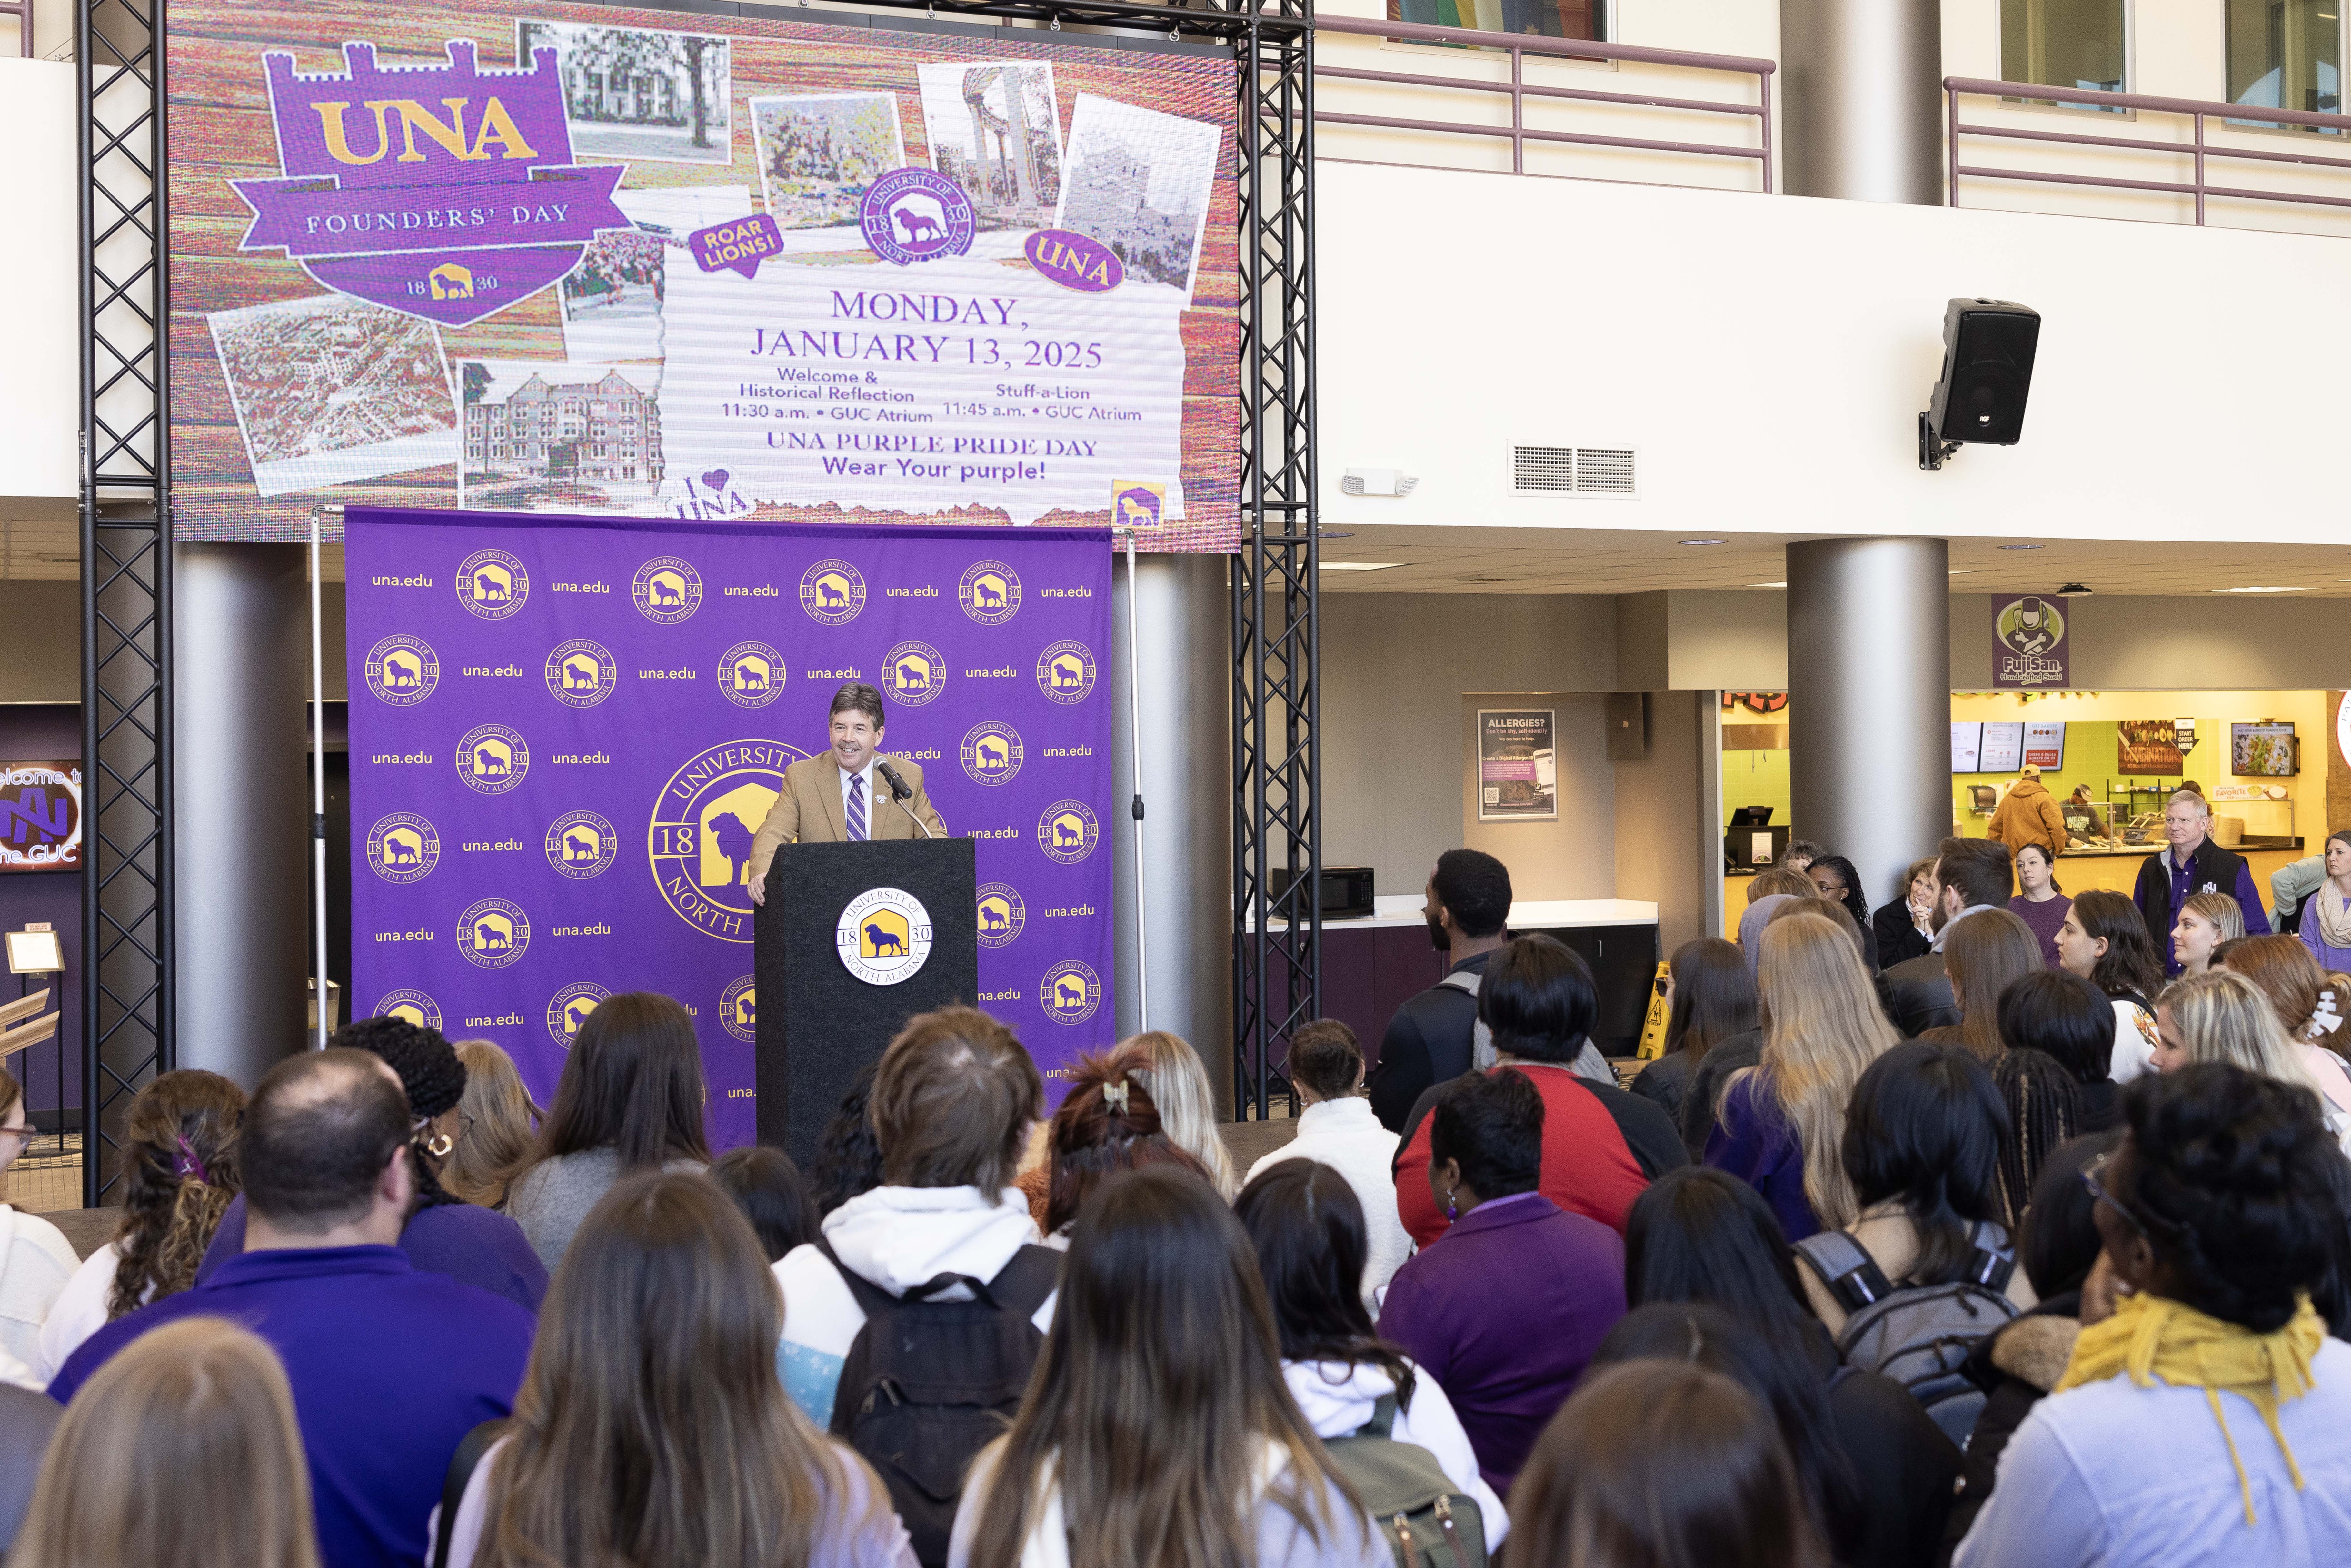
[1320,161,2351,548]
[0,61,79,511]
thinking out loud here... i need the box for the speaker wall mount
[1919,298,2041,471]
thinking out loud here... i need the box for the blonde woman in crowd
[1121,1030,1240,1199]
[2152,969,2351,1145]
[1705,913,1899,1242]
[2216,935,2351,1122]
[2169,890,2243,978]
[440,1040,543,1210]
[13,1317,319,1568]
[36,1069,244,1381]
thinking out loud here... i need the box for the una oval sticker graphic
[1025,229,1123,293]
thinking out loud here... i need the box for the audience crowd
[4,792,2351,1566]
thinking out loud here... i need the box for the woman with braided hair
[194,1017,549,1311]
[35,1070,242,1382]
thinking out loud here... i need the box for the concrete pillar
[1787,537,1950,918]
[174,544,310,1087]
[1779,0,1944,204]
[1110,552,1232,1108]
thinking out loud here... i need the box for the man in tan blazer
[747,681,947,905]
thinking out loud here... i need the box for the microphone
[875,757,935,839]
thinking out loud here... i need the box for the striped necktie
[847,772,867,842]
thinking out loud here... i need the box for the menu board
[2119,720,2185,775]
[2024,720,2065,769]
[2232,722,2297,777]
[1951,722,1983,773]
[1979,722,2025,774]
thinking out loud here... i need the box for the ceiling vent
[1512,445,1637,497]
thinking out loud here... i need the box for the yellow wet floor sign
[1635,962,1672,1060]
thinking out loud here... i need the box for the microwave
[1267,865,1377,922]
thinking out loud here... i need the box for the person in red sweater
[1392,936,1686,1247]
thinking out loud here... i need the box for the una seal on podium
[836,887,934,985]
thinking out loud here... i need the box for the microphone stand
[878,759,935,839]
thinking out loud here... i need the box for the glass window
[1386,0,1603,41]
[2228,1,2342,122]
[2000,0,2128,96]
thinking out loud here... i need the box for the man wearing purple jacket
[2132,789,2270,974]
[1376,1067,1626,1494]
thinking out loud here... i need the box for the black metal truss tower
[73,0,1314,1169]
[80,0,172,1204]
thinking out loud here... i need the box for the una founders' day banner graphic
[344,507,1114,1146]
[165,0,1239,550]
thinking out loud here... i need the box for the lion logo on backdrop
[799,559,867,626]
[717,641,787,709]
[364,635,440,706]
[958,561,1021,626]
[632,557,703,624]
[975,881,1027,948]
[456,898,531,969]
[455,724,530,795]
[882,641,948,707]
[544,639,619,709]
[546,982,610,1048]
[1040,959,1102,1025]
[1111,482,1164,530]
[544,810,618,880]
[649,739,810,943]
[456,549,530,621]
[1037,800,1100,865]
[836,888,934,986]
[373,989,443,1032]
[1035,641,1096,705]
[365,812,440,884]
[960,722,1024,787]
[721,975,759,1043]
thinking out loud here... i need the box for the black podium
[755,837,979,1164]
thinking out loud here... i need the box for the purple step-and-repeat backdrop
[345,505,1114,1146]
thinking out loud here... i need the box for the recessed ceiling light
[1319,561,1403,572]
[1679,538,1728,546]
[2216,585,2306,594]
[1749,581,1787,588]
[1948,569,1977,576]
[2058,582,2091,595]
[1997,544,2045,551]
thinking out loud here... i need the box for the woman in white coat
[1234,1158,1509,1553]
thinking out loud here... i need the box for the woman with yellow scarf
[1955,1062,2351,1566]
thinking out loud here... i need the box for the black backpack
[821,1237,1062,1568]
[1321,1393,1486,1568]
[1792,1221,2019,1447]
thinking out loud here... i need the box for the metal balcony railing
[1946,77,2351,225]
[1313,17,1775,190]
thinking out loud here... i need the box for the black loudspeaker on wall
[1926,299,2041,447]
[1606,692,1649,761]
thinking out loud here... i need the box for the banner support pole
[1115,527,1148,1030]
[309,504,341,1050]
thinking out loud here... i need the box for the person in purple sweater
[1377,1068,1626,1495]
[2299,831,2351,974]
[2007,843,2072,969]
[195,1017,547,1312]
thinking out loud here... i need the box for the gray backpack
[1437,968,1613,1086]
[1791,1221,2019,1447]
[1321,1392,1486,1568]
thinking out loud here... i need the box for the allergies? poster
[1478,709,1556,822]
